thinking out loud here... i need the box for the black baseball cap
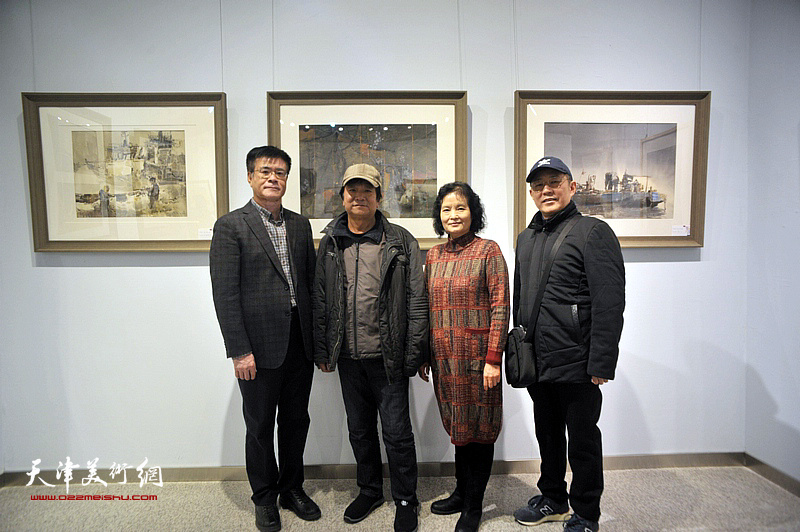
[526,156,573,182]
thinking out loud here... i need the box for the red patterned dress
[426,233,510,445]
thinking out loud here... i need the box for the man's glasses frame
[530,176,568,192]
[254,167,288,180]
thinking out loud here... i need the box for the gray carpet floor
[2,467,799,531]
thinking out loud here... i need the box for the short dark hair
[246,146,291,174]
[339,178,383,201]
[432,182,486,236]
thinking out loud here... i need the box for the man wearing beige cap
[313,163,428,532]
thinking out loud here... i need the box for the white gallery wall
[745,1,800,483]
[0,0,797,484]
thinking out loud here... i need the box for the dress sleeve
[485,242,510,366]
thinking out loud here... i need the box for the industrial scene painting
[544,122,676,219]
[72,130,188,218]
[297,123,437,219]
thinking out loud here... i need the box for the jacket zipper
[381,245,399,382]
[329,235,343,367]
[352,241,360,358]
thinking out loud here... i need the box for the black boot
[455,508,482,532]
[431,491,464,515]
[431,445,468,515]
[454,443,494,532]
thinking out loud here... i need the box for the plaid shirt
[251,199,297,307]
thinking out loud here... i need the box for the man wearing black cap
[512,156,625,532]
[313,163,428,532]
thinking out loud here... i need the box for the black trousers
[528,382,603,522]
[337,357,418,504]
[237,309,314,506]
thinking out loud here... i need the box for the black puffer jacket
[513,201,625,383]
[313,211,429,382]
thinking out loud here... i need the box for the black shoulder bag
[505,216,581,387]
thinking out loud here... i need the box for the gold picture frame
[514,91,710,247]
[267,91,468,249]
[22,92,229,252]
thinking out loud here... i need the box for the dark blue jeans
[337,357,418,504]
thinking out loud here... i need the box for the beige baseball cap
[341,163,381,190]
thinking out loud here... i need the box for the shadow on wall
[601,349,651,455]
[621,247,701,263]
[745,364,800,482]
[218,369,352,509]
[220,382,248,511]
[604,339,748,455]
[14,310,73,471]
[304,371,348,465]
[494,384,537,461]
[410,375,452,462]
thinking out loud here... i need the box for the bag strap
[524,215,581,343]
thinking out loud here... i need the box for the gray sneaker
[563,513,599,532]
[513,494,570,526]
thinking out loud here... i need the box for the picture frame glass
[525,103,696,238]
[276,102,459,241]
[38,105,220,243]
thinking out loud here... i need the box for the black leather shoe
[255,503,281,532]
[279,488,321,521]
[431,491,464,515]
[344,493,385,523]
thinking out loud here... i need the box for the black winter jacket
[313,211,429,382]
[513,202,625,383]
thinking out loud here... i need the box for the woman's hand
[483,363,501,390]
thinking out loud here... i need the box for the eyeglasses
[255,167,288,180]
[531,176,567,192]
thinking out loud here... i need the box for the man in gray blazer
[210,146,319,532]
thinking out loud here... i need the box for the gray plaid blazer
[210,201,315,368]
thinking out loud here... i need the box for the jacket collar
[324,210,386,244]
[240,200,289,285]
[528,200,578,232]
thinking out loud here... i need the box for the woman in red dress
[420,182,510,532]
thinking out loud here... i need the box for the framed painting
[267,91,468,249]
[22,92,229,252]
[514,91,710,247]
